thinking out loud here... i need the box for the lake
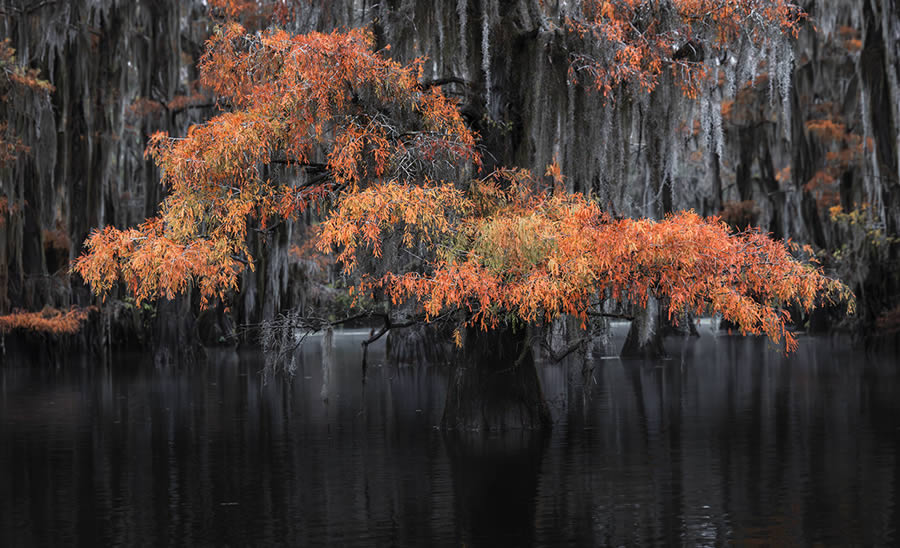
[1,326,898,546]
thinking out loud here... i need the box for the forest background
[0,0,897,354]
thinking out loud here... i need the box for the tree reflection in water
[0,327,898,546]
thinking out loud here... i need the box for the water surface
[1,329,898,546]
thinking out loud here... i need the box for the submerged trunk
[152,296,200,366]
[620,296,667,358]
[442,325,551,431]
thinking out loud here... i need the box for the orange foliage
[0,306,95,335]
[0,195,23,228]
[288,244,304,262]
[805,119,847,142]
[719,200,759,229]
[289,236,332,273]
[208,0,308,29]
[803,112,868,209]
[128,85,209,119]
[567,0,804,98]
[545,158,565,187]
[74,21,851,353]
[43,227,70,251]
[0,39,53,94]
[0,196,8,227]
[166,90,208,112]
[843,38,863,53]
[320,171,852,352]
[720,99,734,119]
[127,97,166,119]
[75,218,247,305]
[0,122,31,167]
[836,26,862,52]
[1,39,52,167]
[804,175,839,208]
[75,25,477,306]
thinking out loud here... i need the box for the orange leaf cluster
[42,227,70,252]
[0,195,23,228]
[74,219,244,306]
[128,84,210,120]
[75,25,476,306]
[803,113,869,209]
[0,306,95,335]
[568,0,804,98]
[719,200,760,229]
[835,25,863,53]
[545,158,565,187]
[317,180,471,269]
[127,97,166,119]
[719,71,777,124]
[0,39,53,94]
[207,0,302,28]
[1,39,52,167]
[805,119,847,142]
[320,171,852,352]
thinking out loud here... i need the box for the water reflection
[1,328,898,546]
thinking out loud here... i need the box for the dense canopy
[72,5,852,352]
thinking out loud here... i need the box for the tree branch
[543,336,590,363]
[420,76,475,89]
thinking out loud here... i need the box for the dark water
[1,327,898,546]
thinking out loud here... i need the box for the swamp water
[1,327,898,546]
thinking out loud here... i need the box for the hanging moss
[2,0,897,345]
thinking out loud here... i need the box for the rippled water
[1,328,898,546]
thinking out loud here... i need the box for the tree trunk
[442,325,552,431]
[152,296,200,365]
[620,296,667,358]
